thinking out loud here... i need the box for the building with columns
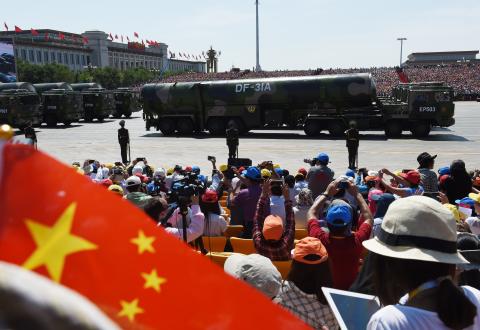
[0,29,206,73]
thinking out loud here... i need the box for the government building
[0,29,206,73]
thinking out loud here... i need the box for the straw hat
[363,196,468,264]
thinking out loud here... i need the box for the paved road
[26,101,480,174]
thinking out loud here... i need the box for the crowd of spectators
[149,63,480,98]
[73,150,480,329]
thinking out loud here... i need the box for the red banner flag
[3,22,8,31]
[45,32,49,41]
[30,28,39,36]
[14,25,22,33]
[134,32,139,38]
[109,33,113,40]
[58,32,65,40]
[82,36,89,44]
[395,67,409,83]
[0,144,308,329]
[127,36,130,42]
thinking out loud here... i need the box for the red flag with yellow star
[0,143,309,329]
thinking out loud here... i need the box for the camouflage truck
[112,87,141,118]
[142,73,455,138]
[0,82,42,128]
[70,83,114,122]
[33,82,83,127]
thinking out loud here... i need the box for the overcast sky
[3,0,479,71]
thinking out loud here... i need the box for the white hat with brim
[363,195,469,265]
[363,238,468,264]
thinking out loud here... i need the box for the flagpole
[255,0,261,72]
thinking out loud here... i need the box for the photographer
[147,168,169,197]
[163,195,205,243]
[306,153,334,200]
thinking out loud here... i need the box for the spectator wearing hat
[108,184,124,196]
[294,172,308,196]
[307,153,334,200]
[457,232,480,290]
[443,160,473,204]
[224,254,282,299]
[275,237,338,329]
[307,178,373,290]
[417,152,438,197]
[252,180,295,261]
[124,176,151,206]
[200,189,228,236]
[466,193,480,235]
[379,168,424,197]
[293,188,314,229]
[231,166,265,238]
[364,196,480,330]
[147,168,168,197]
[118,120,129,164]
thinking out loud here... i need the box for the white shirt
[203,213,228,236]
[466,217,480,235]
[162,205,204,243]
[270,195,286,225]
[294,181,308,195]
[368,286,480,330]
[293,205,309,229]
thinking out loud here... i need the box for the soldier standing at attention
[24,122,37,149]
[225,121,239,159]
[345,121,359,170]
[118,120,130,164]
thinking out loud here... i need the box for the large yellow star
[141,269,167,293]
[130,230,155,254]
[118,298,144,322]
[22,203,97,282]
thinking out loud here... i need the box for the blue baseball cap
[192,165,200,173]
[242,166,261,181]
[455,197,475,207]
[326,204,352,227]
[438,166,450,176]
[314,153,330,164]
[345,169,355,178]
[274,168,284,177]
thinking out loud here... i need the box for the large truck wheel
[385,121,403,138]
[63,121,72,127]
[207,118,225,135]
[124,111,132,118]
[46,115,57,127]
[304,121,321,136]
[411,122,431,138]
[84,113,94,122]
[176,118,194,135]
[328,121,345,137]
[159,118,176,135]
[97,116,104,122]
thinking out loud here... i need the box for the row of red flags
[5,23,89,44]
[0,141,309,329]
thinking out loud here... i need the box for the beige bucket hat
[363,195,468,264]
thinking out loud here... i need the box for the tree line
[16,61,165,89]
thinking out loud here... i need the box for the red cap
[135,173,149,183]
[185,166,193,172]
[201,189,218,203]
[100,179,113,188]
[439,174,450,185]
[238,166,245,173]
[298,168,307,176]
[400,170,421,185]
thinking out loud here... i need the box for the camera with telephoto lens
[168,172,205,203]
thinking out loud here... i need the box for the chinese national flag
[59,32,65,40]
[0,144,308,329]
[134,31,139,38]
[82,36,89,44]
[31,28,39,36]
[115,34,118,39]
[109,33,113,40]
[127,36,130,42]
[45,32,49,41]
[14,25,22,33]
[4,22,8,31]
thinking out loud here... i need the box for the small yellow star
[130,230,155,254]
[141,269,167,293]
[118,298,144,322]
[22,203,97,282]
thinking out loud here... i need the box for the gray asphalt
[28,101,480,174]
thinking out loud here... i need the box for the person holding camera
[306,153,335,200]
[163,195,205,243]
[307,178,373,290]
[252,179,295,261]
[147,168,169,197]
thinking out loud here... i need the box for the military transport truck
[0,82,42,128]
[141,73,455,138]
[113,87,141,118]
[33,82,84,127]
[70,83,114,122]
